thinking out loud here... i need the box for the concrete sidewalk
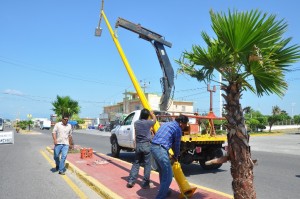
[47,146,233,199]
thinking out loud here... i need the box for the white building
[103,91,194,122]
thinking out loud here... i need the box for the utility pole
[219,74,222,117]
[206,84,217,136]
[291,102,296,117]
[140,80,150,93]
[207,84,216,113]
[124,89,127,114]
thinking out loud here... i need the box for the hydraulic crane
[114,18,175,111]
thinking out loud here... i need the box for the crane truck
[108,18,227,170]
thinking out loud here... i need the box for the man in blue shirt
[151,115,189,199]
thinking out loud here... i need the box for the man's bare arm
[52,133,57,145]
[150,111,157,123]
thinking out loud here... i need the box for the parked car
[98,124,105,131]
[88,125,95,129]
[104,125,111,132]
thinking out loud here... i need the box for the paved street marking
[40,150,88,199]
[192,184,233,198]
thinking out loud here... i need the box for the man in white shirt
[52,115,73,175]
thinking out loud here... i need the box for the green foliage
[294,115,300,125]
[213,120,224,125]
[268,114,283,123]
[267,115,283,132]
[52,95,80,118]
[272,105,281,115]
[216,129,227,135]
[257,116,267,124]
[176,9,300,98]
[244,107,267,132]
[27,120,34,130]
[17,121,28,130]
[257,123,266,130]
[280,112,291,120]
[247,118,260,131]
[71,114,85,124]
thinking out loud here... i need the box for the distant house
[103,91,194,122]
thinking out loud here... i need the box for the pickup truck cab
[110,110,141,157]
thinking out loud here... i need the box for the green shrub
[216,130,227,135]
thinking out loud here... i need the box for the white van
[40,120,51,130]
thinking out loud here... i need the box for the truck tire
[199,148,225,170]
[111,137,120,158]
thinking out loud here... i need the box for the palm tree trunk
[223,82,256,199]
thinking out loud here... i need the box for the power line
[175,87,207,93]
[2,92,106,104]
[174,91,208,101]
[0,56,124,87]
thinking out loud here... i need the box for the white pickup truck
[110,110,227,170]
[110,110,141,157]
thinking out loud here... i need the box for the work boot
[58,171,65,175]
[167,189,172,197]
[126,182,135,188]
[141,181,150,189]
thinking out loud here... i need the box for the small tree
[268,115,283,131]
[247,118,260,132]
[27,120,34,131]
[52,95,80,118]
[18,121,28,130]
[294,115,300,125]
[268,105,288,131]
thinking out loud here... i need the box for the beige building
[79,118,98,129]
[103,91,194,122]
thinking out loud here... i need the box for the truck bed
[181,134,226,144]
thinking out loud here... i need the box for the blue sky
[1,0,299,120]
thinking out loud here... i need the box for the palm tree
[268,105,283,131]
[272,105,281,115]
[52,95,80,118]
[176,9,300,198]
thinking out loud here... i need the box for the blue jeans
[128,142,151,184]
[54,144,69,172]
[150,144,173,199]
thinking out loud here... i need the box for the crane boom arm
[115,18,174,111]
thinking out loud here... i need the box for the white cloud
[3,89,24,96]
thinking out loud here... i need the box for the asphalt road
[71,129,300,199]
[1,128,299,199]
[0,127,100,199]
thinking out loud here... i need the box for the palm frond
[177,9,300,98]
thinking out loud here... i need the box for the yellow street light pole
[96,3,196,197]
[100,10,160,132]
